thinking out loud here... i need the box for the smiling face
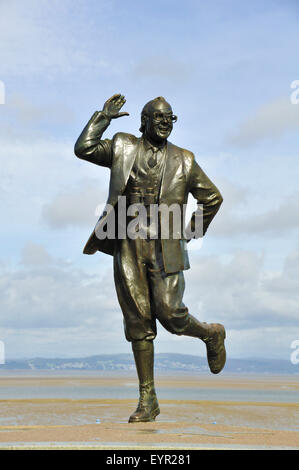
[142,99,174,145]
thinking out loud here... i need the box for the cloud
[0,243,125,358]
[226,97,299,147]
[0,244,118,330]
[223,326,298,360]
[1,243,299,359]
[0,131,107,239]
[225,192,299,236]
[185,249,299,330]
[7,95,75,126]
[211,179,299,238]
[0,0,110,77]
[42,179,107,228]
[132,55,195,82]
[20,242,56,266]
[0,136,77,236]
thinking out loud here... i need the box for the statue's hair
[139,96,171,132]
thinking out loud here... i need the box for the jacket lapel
[108,137,141,207]
[159,141,183,202]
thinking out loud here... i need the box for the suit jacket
[74,111,223,273]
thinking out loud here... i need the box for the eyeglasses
[152,112,178,123]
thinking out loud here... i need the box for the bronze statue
[74,94,226,423]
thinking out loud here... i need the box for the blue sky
[0,0,299,363]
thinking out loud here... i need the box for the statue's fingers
[115,95,125,106]
[106,93,121,104]
[118,98,126,109]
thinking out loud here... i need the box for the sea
[0,371,298,403]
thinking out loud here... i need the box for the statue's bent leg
[149,269,226,374]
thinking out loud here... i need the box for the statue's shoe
[128,383,160,423]
[128,403,160,423]
[204,323,226,374]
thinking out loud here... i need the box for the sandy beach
[0,374,298,450]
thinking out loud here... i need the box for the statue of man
[74,94,226,423]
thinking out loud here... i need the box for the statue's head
[139,97,177,144]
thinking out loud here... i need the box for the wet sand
[1,373,298,390]
[0,374,298,449]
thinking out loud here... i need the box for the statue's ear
[139,114,147,133]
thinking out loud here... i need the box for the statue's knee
[159,308,189,335]
[161,316,186,336]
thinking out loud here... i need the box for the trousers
[113,238,191,342]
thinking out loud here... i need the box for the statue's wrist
[101,111,112,121]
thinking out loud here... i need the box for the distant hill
[1,353,298,374]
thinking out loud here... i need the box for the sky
[0,0,299,363]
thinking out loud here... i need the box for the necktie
[148,147,158,168]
